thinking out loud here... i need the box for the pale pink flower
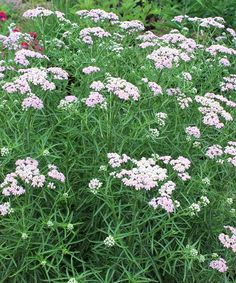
[209,258,228,272]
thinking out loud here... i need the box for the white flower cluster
[189,196,210,216]
[104,235,115,247]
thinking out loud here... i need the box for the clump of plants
[0,5,236,283]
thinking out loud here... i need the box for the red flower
[21,42,29,49]
[0,11,7,22]
[29,32,38,39]
[12,27,21,32]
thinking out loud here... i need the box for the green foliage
[1,2,236,283]
[157,0,236,28]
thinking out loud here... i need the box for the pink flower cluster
[82,66,101,75]
[206,44,236,56]
[195,93,234,129]
[109,156,168,190]
[79,27,111,45]
[206,141,236,167]
[90,80,105,91]
[173,15,225,29]
[137,32,159,49]
[0,202,11,216]
[107,153,130,168]
[220,75,236,92]
[185,126,201,139]
[58,95,78,109]
[170,157,191,180]
[47,67,69,80]
[148,82,163,96]
[105,153,191,212]
[14,49,49,66]
[23,7,71,24]
[159,31,197,53]
[85,92,106,107]
[48,164,65,182]
[0,158,65,199]
[23,7,54,18]
[219,58,231,66]
[226,28,236,38]
[147,47,191,69]
[224,141,236,167]
[158,155,191,181]
[105,77,140,101]
[139,41,158,49]
[22,95,44,110]
[209,258,228,273]
[205,144,223,159]
[76,9,119,23]
[149,194,175,213]
[2,67,68,110]
[119,20,145,33]
[0,30,31,50]
[218,226,236,253]
[84,78,139,107]
[149,181,177,213]
[137,31,158,42]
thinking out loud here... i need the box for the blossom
[159,32,197,52]
[105,77,140,101]
[0,202,11,216]
[14,49,49,66]
[185,126,201,139]
[47,67,69,80]
[58,96,78,110]
[156,112,168,127]
[149,195,175,213]
[219,58,230,67]
[23,7,71,24]
[189,203,201,215]
[107,153,130,168]
[104,235,115,247]
[90,81,105,91]
[0,11,7,22]
[172,15,225,29]
[149,128,160,139]
[148,82,163,96]
[220,75,236,92]
[48,165,65,182]
[88,178,102,193]
[114,157,168,190]
[119,20,144,33]
[79,27,110,45]
[218,226,236,253]
[0,158,63,196]
[182,72,192,81]
[159,181,176,195]
[195,93,234,129]
[22,95,44,110]
[206,44,236,56]
[82,66,100,75]
[170,156,191,173]
[85,92,105,107]
[209,258,228,272]
[147,47,191,70]
[1,147,10,156]
[76,9,119,23]
[205,145,223,159]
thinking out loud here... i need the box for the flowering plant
[0,5,236,283]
